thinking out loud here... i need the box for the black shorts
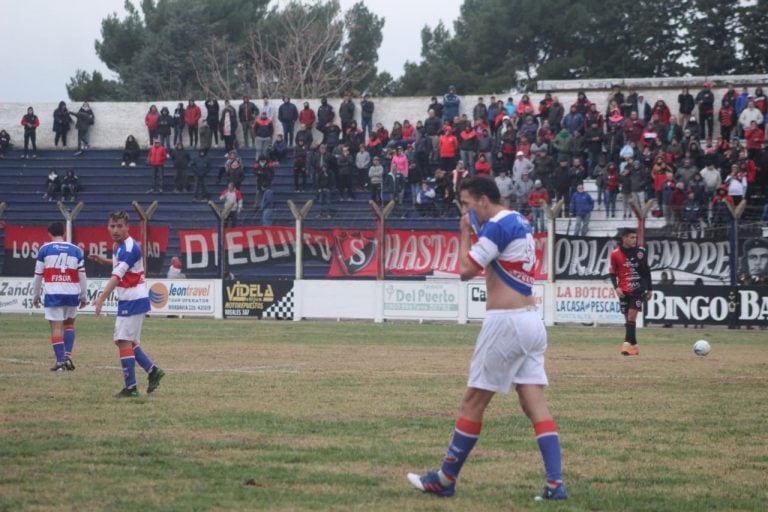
[619,293,645,315]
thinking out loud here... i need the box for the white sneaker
[121,162,126,167]
[129,162,136,167]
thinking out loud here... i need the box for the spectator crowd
[4,82,768,230]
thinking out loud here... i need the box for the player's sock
[438,417,482,484]
[51,335,65,363]
[119,347,137,389]
[63,327,75,359]
[626,321,637,344]
[132,343,155,373]
[534,419,563,487]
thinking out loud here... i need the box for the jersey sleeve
[112,244,140,279]
[468,221,508,270]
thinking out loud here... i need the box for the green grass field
[1,314,766,511]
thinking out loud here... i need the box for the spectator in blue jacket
[570,182,594,236]
[562,104,584,134]
[442,86,461,124]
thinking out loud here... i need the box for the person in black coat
[278,96,299,147]
[53,101,72,147]
[122,135,141,167]
[205,97,220,145]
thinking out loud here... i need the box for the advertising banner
[222,279,294,319]
[147,280,218,316]
[178,226,332,276]
[647,285,768,327]
[2,224,169,277]
[328,230,379,277]
[0,277,217,317]
[553,281,625,324]
[382,280,460,319]
[466,282,545,320]
[553,236,732,282]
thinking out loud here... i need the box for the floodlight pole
[287,199,314,279]
[208,200,234,279]
[57,201,85,243]
[629,199,655,246]
[369,199,396,280]
[725,199,747,286]
[542,199,564,283]
[132,201,159,273]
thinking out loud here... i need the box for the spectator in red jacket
[298,102,316,132]
[652,100,671,127]
[439,126,459,173]
[145,105,159,145]
[185,99,201,148]
[21,106,40,159]
[744,120,764,159]
[147,138,168,193]
[719,99,736,141]
[528,179,551,233]
[474,153,491,176]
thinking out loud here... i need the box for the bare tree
[193,37,240,100]
[194,0,372,100]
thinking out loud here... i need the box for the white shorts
[467,308,548,393]
[114,315,144,343]
[44,306,78,322]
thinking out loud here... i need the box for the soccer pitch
[1,314,765,511]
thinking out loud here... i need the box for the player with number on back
[90,210,165,398]
[609,227,652,356]
[32,222,88,371]
[407,176,567,501]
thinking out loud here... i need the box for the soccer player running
[609,227,652,356]
[32,222,87,371]
[90,210,165,397]
[407,176,566,501]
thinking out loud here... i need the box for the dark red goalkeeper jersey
[609,245,652,295]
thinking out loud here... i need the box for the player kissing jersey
[112,236,150,316]
[609,244,651,295]
[467,210,536,296]
[34,241,86,306]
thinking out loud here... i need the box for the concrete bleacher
[4,149,761,278]
[0,149,460,278]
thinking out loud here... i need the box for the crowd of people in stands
[5,82,768,228]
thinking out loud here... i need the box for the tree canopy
[395,0,768,96]
[70,0,384,101]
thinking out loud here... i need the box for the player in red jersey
[609,228,652,355]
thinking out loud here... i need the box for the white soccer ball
[693,340,711,356]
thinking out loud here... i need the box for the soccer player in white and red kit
[609,228,652,355]
[91,210,165,397]
[32,222,87,371]
[407,176,566,501]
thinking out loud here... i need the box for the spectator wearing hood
[442,86,461,124]
[53,101,72,147]
[316,97,335,130]
[298,101,316,131]
[157,106,173,150]
[21,106,40,159]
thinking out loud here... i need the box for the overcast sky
[0,0,462,103]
